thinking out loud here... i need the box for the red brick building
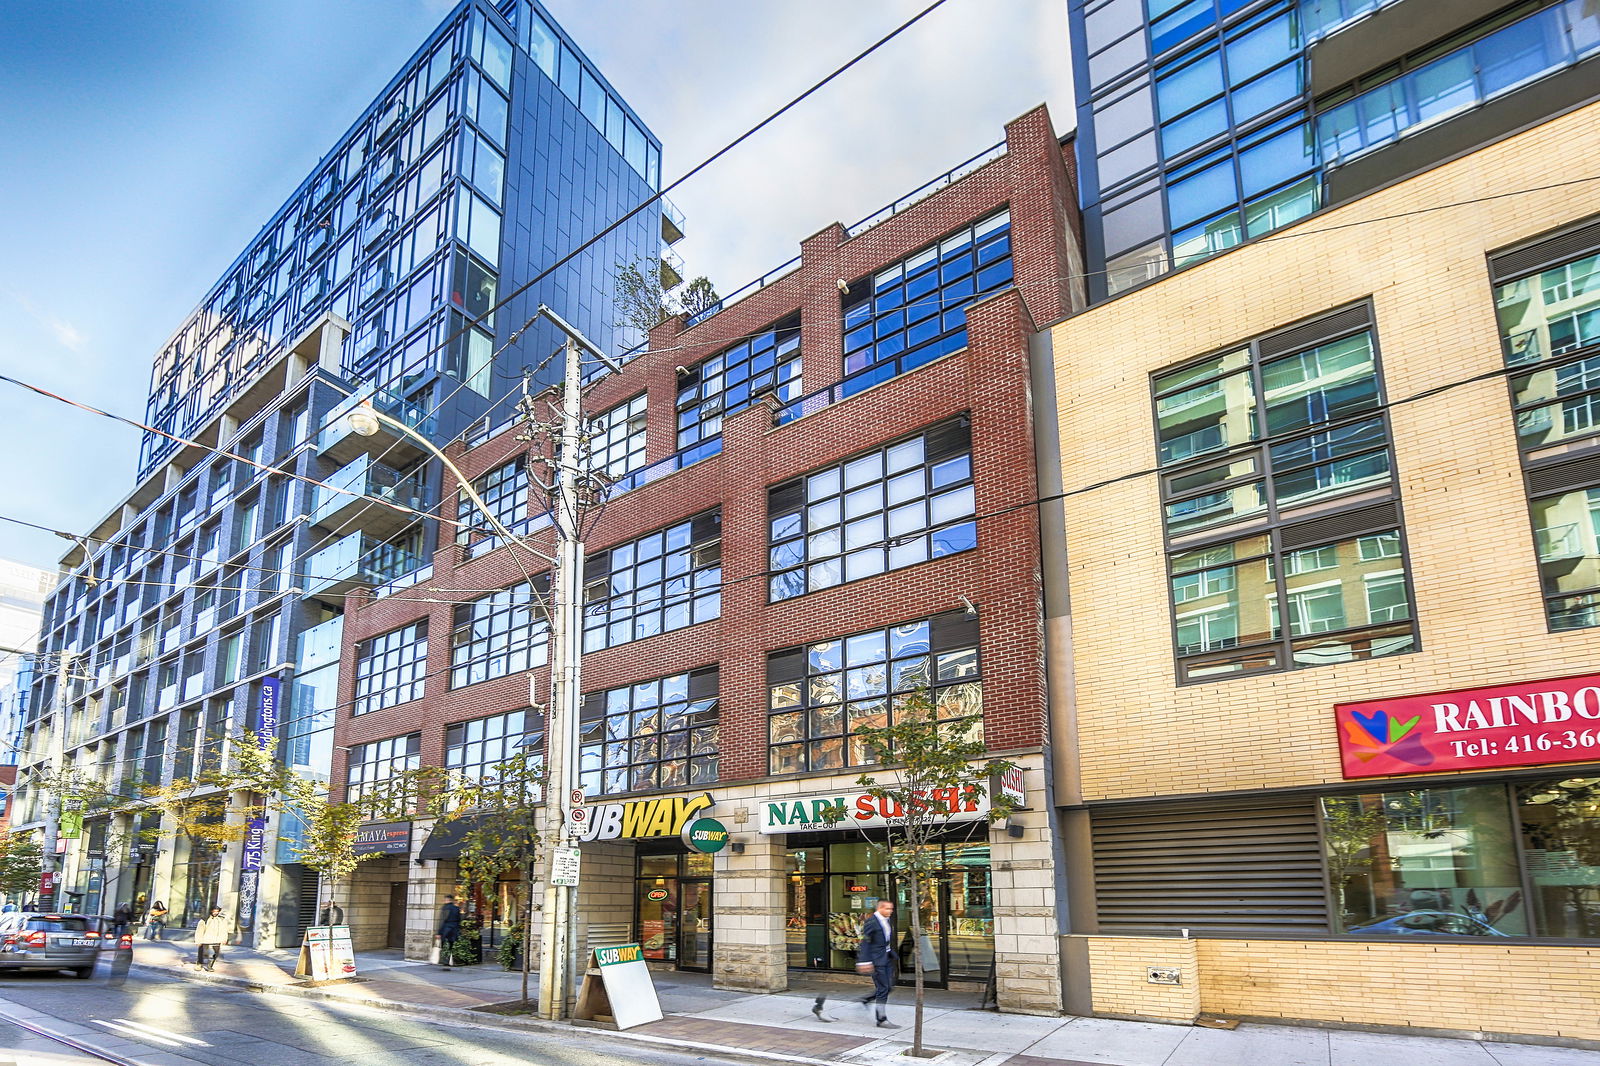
[330,104,1081,1012]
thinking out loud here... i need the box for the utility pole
[38,651,75,909]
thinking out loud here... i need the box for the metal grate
[1527,452,1600,496]
[1489,216,1600,283]
[1092,798,1330,935]
[1279,501,1400,549]
[1257,304,1372,359]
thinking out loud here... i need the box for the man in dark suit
[437,895,462,970]
[856,899,901,1027]
[317,899,345,926]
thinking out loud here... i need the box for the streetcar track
[3,1013,150,1066]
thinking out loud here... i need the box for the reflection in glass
[1519,778,1600,937]
[1322,787,1527,936]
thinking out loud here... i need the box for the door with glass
[893,876,945,989]
[678,881,713,972]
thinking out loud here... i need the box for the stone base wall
[990,760,1061,1015]
[713,835,787,993]
[1080,935,1199,1023]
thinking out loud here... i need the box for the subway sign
[758,785,989,834]
[1337,671,1600,778]
[573,792,715,842]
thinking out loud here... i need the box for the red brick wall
[332,104,1076,796]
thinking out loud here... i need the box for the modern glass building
[140,0,666,475]
[18,0,672,943]
[1069,0,1600,300]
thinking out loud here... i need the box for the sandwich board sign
[577,943,662,1029]
[296,925,358,983]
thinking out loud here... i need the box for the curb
[129,960,847,1066]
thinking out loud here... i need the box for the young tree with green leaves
[0,832,45,902]
[842,690,1018,1058]
[611,256,720,342]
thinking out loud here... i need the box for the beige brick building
[1044,99,1600,1043]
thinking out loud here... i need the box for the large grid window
[842,212,1012,381]
[590,395,648,479]
[768,420,975,602]
[582,511,721,653]
[352,621,428,714]
[445,708,542,789]
[346,733,420,816]
[676,316,801,450]
[579,667,718,797]
[451,576,550,687]
[464,456,528,535]
[1493,221,1600,631]
[767,611,981,775]
[1154,304,1416,680]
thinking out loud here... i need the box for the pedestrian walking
[436,895,462,970]
[811,898,901,1028]
[317,898,345,926]
[143,900,169,940]
[111,901,133,936]
[195,906,232,971]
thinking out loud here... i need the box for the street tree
[842,690,1018,1058]
[0,832,45,902]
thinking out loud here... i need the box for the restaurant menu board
[593,943,662,1029]
[1337,672,1600,778]
[296,925,358,982]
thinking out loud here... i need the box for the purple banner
[257,676,281,750]
[242,817,267,872]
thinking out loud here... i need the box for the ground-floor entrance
[636,848,714,972]
[782,830,994,989]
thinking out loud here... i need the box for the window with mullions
[450,575,550,687]
[445,707,542,787]
[1154,13,1305,160]
[842,213,1012,382]
[582,511,721,653]
[1154,305,1417,679]
[579,667,717,797]
[768,420,975,602]
[346,733,420,816]
[676,316,801,450]
[1492,221,1600,631]
[590,394,647,479]
[767,611,981,775]
[459,456,528,544]
[352,621,428,715]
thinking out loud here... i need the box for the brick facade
[328,104,1082,1012]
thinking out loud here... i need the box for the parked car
[1349,910,1510,937]
[0,913,103,977]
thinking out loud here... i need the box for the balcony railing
[317,384,437,465]
[845,140,1007,238]
[309,453,428,537]
[683,256,802,330]
[296,615,344,672]
[302,531,422,604]
[601,436,723,500]
[1318,0,1600,168]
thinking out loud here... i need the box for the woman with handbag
[142,901,168,940]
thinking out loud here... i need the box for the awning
[417,813,489,861]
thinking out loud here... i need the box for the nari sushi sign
[1337,672,1600,778]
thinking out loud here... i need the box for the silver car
[0,913,102,978]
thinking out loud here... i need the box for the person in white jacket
[195,907,232,971]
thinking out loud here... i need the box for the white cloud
[4,288,87,352]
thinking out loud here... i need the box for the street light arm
[350,402,558,566]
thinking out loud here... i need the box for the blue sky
[0,0,1074,572]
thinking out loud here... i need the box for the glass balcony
[660,197,686,245]
[310,454,429,540]
[317,385,436,466]
[301,531,422,606]
[1318,0,1600,167]
[296,615,344,672]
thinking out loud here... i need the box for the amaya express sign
[759,785,990,834]
[1337,672,1600,778]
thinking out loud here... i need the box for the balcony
[317,386,436,466]
[660,197,686,245]
[310,454,428,540]
[296,615,344,673]
[301,532,422,606]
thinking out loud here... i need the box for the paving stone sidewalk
[127,939,1600,1066]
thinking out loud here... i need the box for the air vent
[1279,501,1399,549]
[1527,452,1600,496]
[1490,216,1600,284]
[1258,304,1372,359]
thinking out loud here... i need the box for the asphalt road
[0,964,757,1066]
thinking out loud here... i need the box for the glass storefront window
[1321,786,1526,936]
[1519,776,1600,937]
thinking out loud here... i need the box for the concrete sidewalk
[126,939,1600,1066]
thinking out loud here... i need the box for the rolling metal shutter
[1092,799,1330,935]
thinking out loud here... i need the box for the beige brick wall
[1048,101,1600,802]
[1196,938,1600,1041]
[1082,935,1199,1022]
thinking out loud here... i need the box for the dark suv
[0,913,102,978]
